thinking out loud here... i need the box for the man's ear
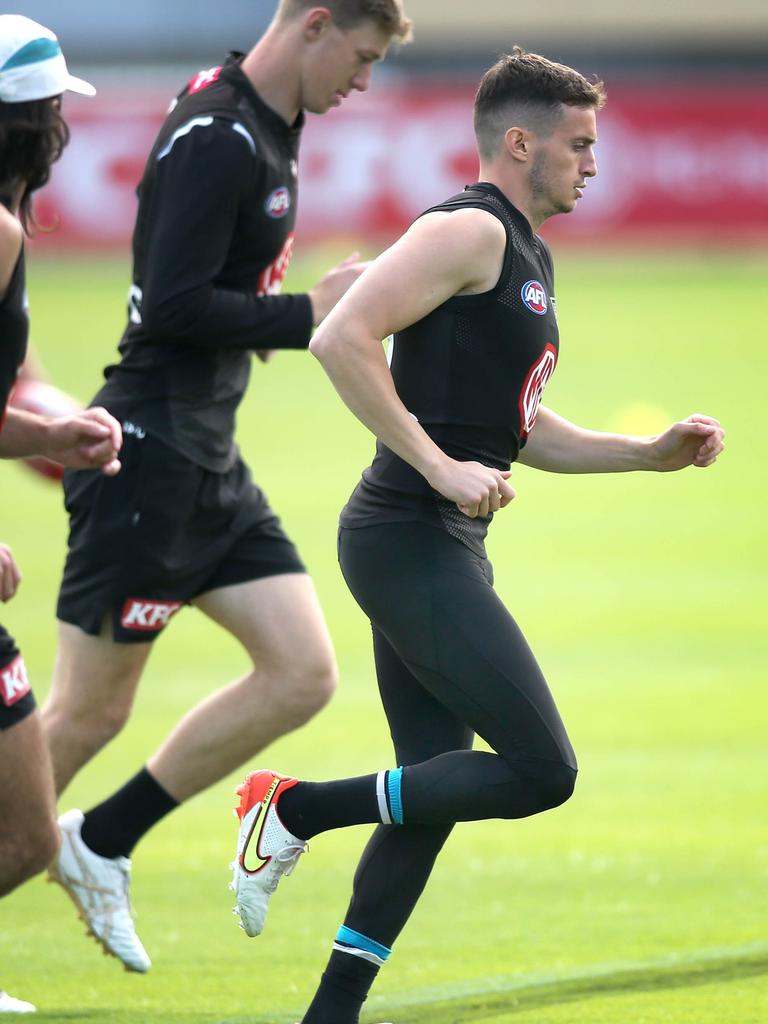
[302,6,334,41]
[504,126,532,162]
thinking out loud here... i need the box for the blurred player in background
[230,48,725,1024]
[0,14,122,1015]
[44,0,413,975]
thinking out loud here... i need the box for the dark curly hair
[0,96,70,233]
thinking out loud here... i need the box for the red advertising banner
[32,79,768,249]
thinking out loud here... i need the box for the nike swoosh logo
[241,777,280,874]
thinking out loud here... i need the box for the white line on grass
[367,940,768,1013]
[215,942,768,1023]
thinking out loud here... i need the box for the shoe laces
[74,853,136,918]
[263,842,307,893]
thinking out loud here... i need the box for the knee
[44,692,132,749]
[83,700,132,744]
[92,700,132,742]
[270,653,338,726]
[527,760,577,813]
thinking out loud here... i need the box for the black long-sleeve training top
[94,55,312,471]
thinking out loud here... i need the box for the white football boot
[230,770,307,937]
[0,991,35,1014]
[48,809,151,973]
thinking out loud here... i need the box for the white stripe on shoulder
[231,122,257,155]
[156,117,215,161]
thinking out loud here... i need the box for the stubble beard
[529,151,573,219]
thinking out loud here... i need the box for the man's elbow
[310,311,375,365]
[308,325,338,364]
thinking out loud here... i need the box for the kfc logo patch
[257,233,295,296]
[189,66,222,94]
[521,280,548,316]
[519,343,558,439]
[121,599,183,632]
[264,187,291,219]
[1,655,31,707]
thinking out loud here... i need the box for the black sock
[301,950,380,1024]
[80,767,179,859]
[278,775,381,841]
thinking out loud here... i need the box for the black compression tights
[340,520,576,937]
[297,523,577,1023]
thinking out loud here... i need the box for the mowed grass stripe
[370,942,768,1021]
[209,944,768,1024]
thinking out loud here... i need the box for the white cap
[0,15,95,103]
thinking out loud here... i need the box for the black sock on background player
[80,768,178,860]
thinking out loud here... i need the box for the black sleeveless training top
[340,182,560,556]
[0,202,28,420]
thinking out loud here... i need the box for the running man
[230,48,725,1024]
[45,0,412,975]
[0,15,121,1014]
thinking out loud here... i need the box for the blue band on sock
[387,767,404,824]
[335,925,392,961]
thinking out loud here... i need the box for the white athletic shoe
[0,991,35,1014]
[48,809,151,973]
[230,770,307,937]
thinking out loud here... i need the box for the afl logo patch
[521,280,548,316]
[265,187,291,219]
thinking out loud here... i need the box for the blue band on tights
[387,767,404,824]
[336,925,392,960]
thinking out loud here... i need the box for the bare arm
[0,406,123,475]
[309,209,516,518]
[519,406,725,473]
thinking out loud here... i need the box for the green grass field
[2,248,766,1023]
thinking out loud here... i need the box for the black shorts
[0,624,36,730]
[56,431,305,644]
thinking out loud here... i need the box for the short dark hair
[278,0,413,42]
[0,96,69,233]
[474,46,606,160]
